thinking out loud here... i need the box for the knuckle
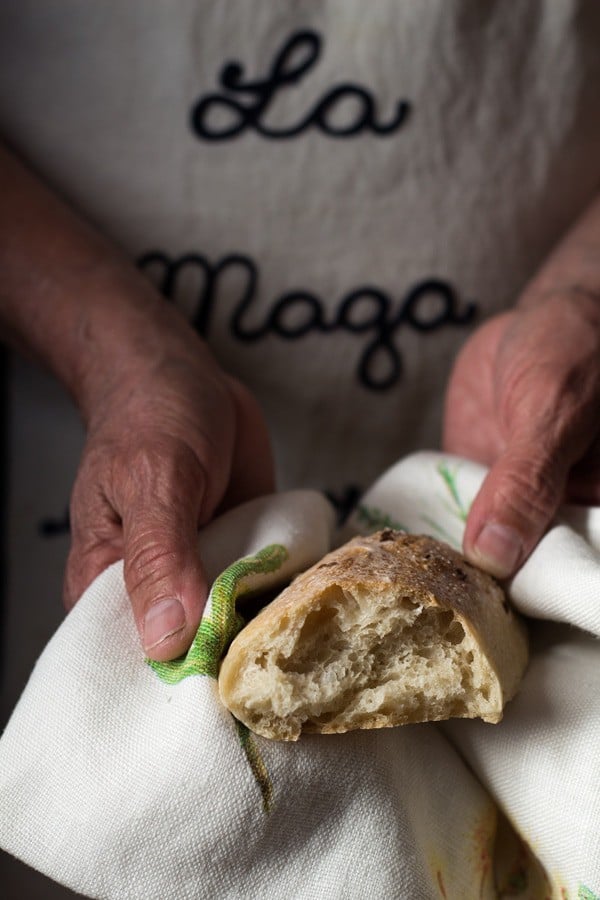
[124,534,180,599]
[498,362,555,434]
[69,485,120,547]
[493,455,560,529]
[120,438,207,505]
[69,441,122,527]
[498,327,600,454]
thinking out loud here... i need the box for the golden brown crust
[218,531,528,740]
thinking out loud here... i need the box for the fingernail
[143,598,186,651]
[471,522,523,579]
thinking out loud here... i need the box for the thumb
[463,445,569,579]
[122,472,208,662]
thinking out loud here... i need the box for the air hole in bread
[226,588,495,740]
[218,532,528,741]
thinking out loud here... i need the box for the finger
[63,506,123,610]
[216,376,276,513]
[64,471,124,610]
[442,313,513,463]
[463,302,600,577]
[464,443,569,578]
[120,443,209,662]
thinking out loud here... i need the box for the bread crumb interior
[235,585,498,739]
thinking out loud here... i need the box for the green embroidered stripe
[145,543,288,817]
[437,461,469,522]
[421,515,458,547]
[579,887,600,900]
[356,504,406,533]
[234,718,274,814]
[147,543,288,683]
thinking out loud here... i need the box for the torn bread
[218,530,528,740]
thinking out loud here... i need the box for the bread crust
[218,531,528,740]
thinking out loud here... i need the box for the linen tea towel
[1,455,600,899]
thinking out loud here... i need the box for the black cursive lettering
[190,30,410,141]
[138,250,478,391]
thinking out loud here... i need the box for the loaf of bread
[218,530,528,740]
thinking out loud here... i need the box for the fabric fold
[1,456,599,899]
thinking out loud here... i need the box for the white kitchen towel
[347,451,600,635]
[1,456,599,899]
[348,452,600,895]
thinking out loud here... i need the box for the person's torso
[1,0,599,506]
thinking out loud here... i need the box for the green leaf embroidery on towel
[355,504,406,533]
[579,887,600,900]
[234,718,274,814]
[356,463,470,544]
[437,461,469,522]
[147,543,288,814]
[147,544,288,682]
[422,461,471,546]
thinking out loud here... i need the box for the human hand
[63,303,274,662]
[443,294,600,578]
[0,142,274,662]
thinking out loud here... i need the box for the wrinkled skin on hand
[64,309,274,662]
[0,140,274,664]
[443,294,600,579]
